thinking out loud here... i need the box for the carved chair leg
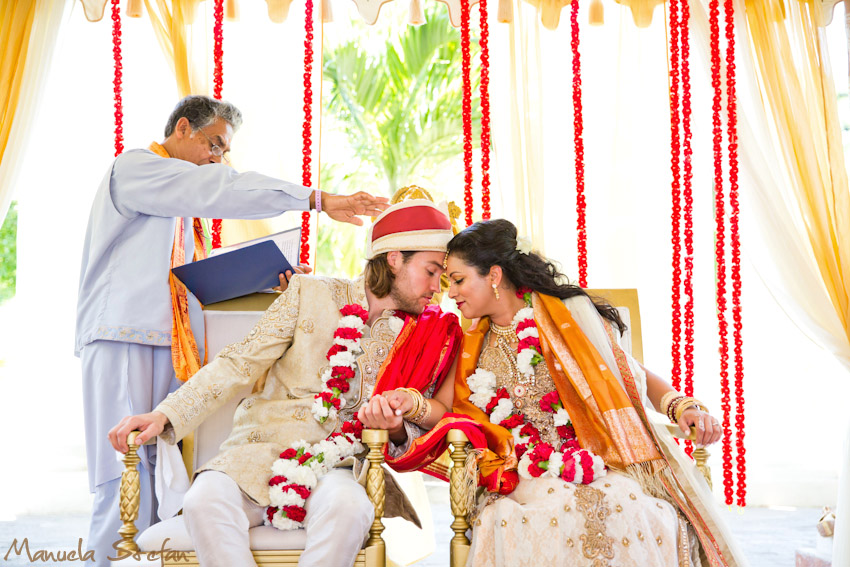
[362,429,388,567]
[692,446,712,490]
[447,429,471,567]
[116,431,141,555]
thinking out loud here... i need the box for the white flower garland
[266,425,365,531]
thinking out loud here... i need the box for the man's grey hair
[163,95,243,137]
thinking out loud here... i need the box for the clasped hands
[357,389,415,442]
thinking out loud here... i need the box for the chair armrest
[447,429,472,567]
[362,428,389,564]
[663,424,713,489]
[116,431,142,554]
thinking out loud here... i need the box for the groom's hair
[364,251,416,298]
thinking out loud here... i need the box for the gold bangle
[674,397,707,423]
[410,398,431,425]
[401,388,424,420]
[660,391,680,417]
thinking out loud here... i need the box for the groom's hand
[357,395,402,431]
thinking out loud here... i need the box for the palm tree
[316,5,482,276]
[323,5,481,194]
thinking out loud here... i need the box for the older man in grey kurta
[75,95,386,565]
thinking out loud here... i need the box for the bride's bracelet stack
[399,387,430,424]
[661,391,707,424]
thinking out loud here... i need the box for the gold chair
[444,289,713,567]
[111,296,390,567]
[113,429,389,567]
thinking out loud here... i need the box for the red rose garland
[111,0,124,157]
[300,0,315,264]
[710,0,734,506]
[461,0,474,226]
[266,420,365,530]
[725,0,746,507]
[312,304,369,422]
[210,0,225,249]
[479,0,492,220]
[571,0,587,288]
[668,0,683,393]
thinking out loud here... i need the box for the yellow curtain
[0,1,37,221]
[143,0,207,97]
[745,0,850,349]
[1,0,68,223]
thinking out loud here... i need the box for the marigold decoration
[111,0,124,157]
[725,0,745,508]
[461,0,474,226]
[571,0,587,288]
[300,0,316,264]
[468,289,606,485]
[266,420,365,530]
[211,0,225,249]
[479,0,492,221]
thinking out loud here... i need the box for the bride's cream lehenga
[467,337,702,567]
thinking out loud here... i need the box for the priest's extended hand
[322,192,389,226]
[108,411,169,453]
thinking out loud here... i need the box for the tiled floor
[0,488,830,567]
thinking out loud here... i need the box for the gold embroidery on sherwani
[575,484,615,566]
[217,278,300,361]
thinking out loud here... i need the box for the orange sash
[148,142,208,382]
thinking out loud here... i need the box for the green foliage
[0,201,17,304]
[316,6,481,277]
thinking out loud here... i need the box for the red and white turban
[366,199,454,260]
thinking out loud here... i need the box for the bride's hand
[383,389,414,417]
[357,395,403,433]
[678,407,722,447]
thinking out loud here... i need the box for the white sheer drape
[490,0,547,253]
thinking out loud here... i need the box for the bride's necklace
[489,319,536,389]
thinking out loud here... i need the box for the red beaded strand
[710,0,734,506]
[213,0,224,99]
[461,0,474,226]
[479,0,492,221]
[111,0,124,157]
[680,0,696,457]
[300,0,315,264]
[668,0,683,393]
[211,0,225,249]
[571,0,587,288]
[725,0,746,507]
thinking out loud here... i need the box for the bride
[441,219,747,567]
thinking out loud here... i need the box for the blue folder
[171,240,295,305]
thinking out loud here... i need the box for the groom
[108,199,462,567]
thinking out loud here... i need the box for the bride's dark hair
[447,219,626,334]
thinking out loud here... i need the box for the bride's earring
[492,284,500,300]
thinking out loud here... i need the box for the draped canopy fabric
[0,0,69,223]
[78,0,675,29]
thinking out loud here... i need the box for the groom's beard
[389,271,428,315]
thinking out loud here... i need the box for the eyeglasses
[197,129,231,164]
